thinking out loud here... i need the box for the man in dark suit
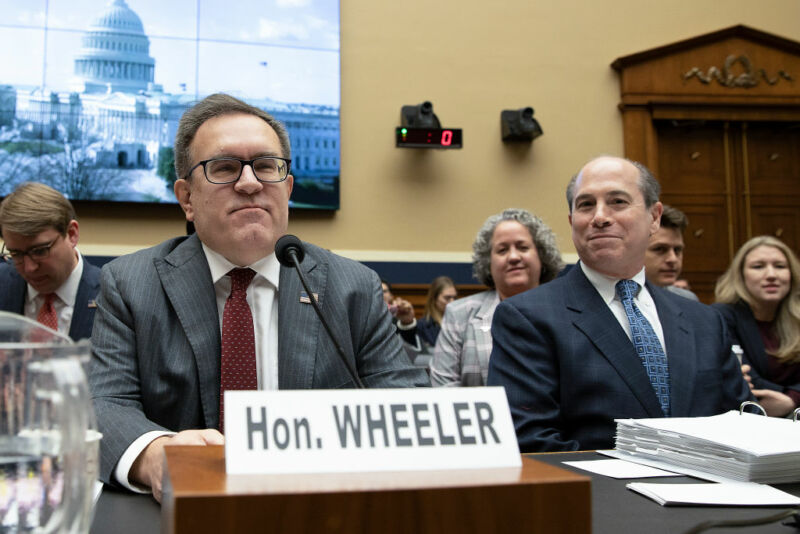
[89,94,429,501]
[0,182,100,340]
[644,204,698,301]
[487,156,751,452]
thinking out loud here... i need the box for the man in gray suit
[89,94,428,501]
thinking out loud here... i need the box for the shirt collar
[579,261,647,305]
[201,243,281,289]
[26,250,84,306]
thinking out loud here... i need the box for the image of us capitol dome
[71,0,160,95]
[0,0,340,208]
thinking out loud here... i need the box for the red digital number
[441,130,453,146]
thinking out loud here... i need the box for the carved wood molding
[683,54,793,88]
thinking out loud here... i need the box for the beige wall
[76,0,800,263]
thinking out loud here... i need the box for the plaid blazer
[429,290,499,386]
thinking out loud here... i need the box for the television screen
[0,0,340,209]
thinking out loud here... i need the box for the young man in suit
[89,94,429,501]
[644,204,698,301]
[487,156,751,452]
[0,182,100,340]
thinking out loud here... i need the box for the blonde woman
[417,276,457,347]
[714,236,800,417]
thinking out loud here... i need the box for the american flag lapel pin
[88,299,98,308]
[299,291,318,304]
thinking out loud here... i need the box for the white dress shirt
[115,246,281,492]
[579,262,667,354]
[204,244,281,391]
[24,252,84,338]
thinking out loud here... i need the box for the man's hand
[130,429,224,502]
[752,389,796,418]
[393,298,416,325]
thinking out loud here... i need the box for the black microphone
[275,235,365,388]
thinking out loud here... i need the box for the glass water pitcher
[0,311,99,533]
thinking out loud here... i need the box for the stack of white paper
[614,411,800,484]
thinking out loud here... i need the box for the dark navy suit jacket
[487,265,752,452]
[713,301,800,395]
[0,257,101,340]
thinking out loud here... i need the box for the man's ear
[174,179,194,222]
[649,201,663,235]
[66,219,79,247]
[285,174,294,198]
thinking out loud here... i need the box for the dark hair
[472,208,563,288]
[659,204,688,232]
[174,93,291,180]
[566,157,660,212]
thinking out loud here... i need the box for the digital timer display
[396,127,463,149]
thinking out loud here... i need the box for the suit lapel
[277,246,323,389]
[734,302,768,377]
[566,268,665,417]
[68,258,100,340]
[0,269,27,314]
[154,235,221,428]
[471,292,498,369]
[649,283,695,417]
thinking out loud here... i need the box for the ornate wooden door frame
[612,25,800,171]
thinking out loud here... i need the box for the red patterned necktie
[219,268,257,433]
[37,293,58,331]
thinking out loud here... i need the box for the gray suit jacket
[430,290,499,386]
[0,257,101,340]
[89,234,428,484]
[666,284,699,301]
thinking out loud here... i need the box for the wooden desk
[92,451,800,534]
[161,445,590,534]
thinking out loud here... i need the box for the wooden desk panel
[162,445,590,534]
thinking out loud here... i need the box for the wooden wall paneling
[749,207,800,254]
[613,25,800,302]
[655,120,728,195]
[745,123,800,197]
[745,122,800,251]
[621,107,657,167]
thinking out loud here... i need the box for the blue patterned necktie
[615,279,671,416]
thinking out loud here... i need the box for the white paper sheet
[600,448,737,483]
[627,481,800,506]
[562,459,680,479]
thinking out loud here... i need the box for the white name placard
[224,387,520,475]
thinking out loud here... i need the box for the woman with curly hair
[430,208,563,386]
[714,236,800,417]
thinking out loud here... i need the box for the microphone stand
[283,246,365,389]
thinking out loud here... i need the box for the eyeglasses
[2,235,62,264]
[186,156,291,184]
